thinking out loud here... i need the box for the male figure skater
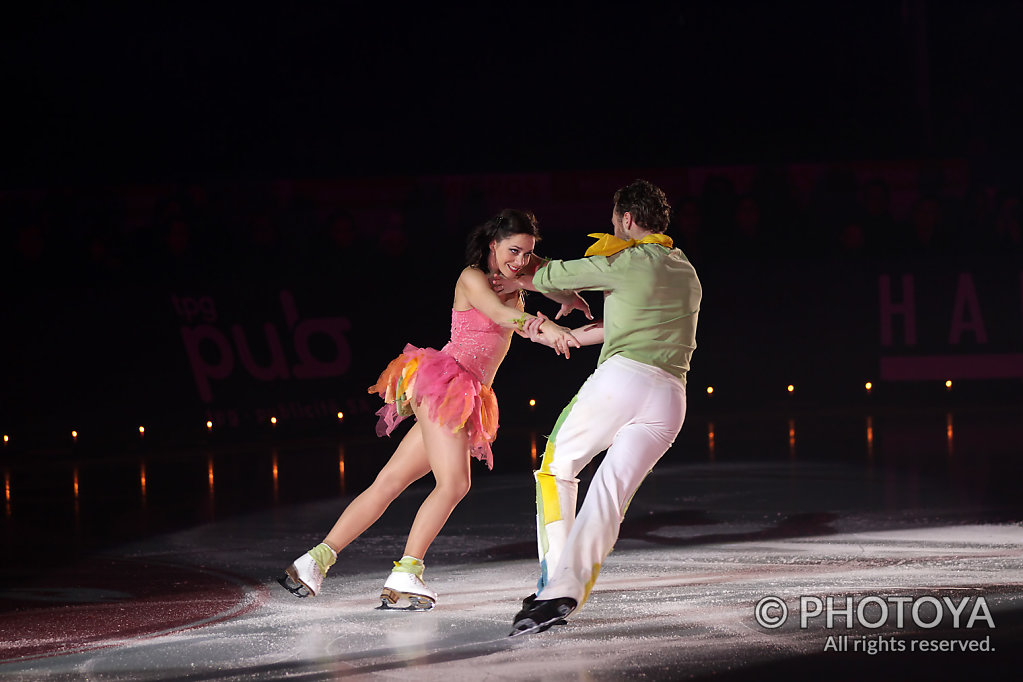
[498,179,702,635]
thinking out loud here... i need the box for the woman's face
[488,233,536,278]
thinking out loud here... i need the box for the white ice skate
[380,567,437,610]
[278,543,336,598]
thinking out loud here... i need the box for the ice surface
[2,458,1022,680]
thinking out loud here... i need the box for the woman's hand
[538,316,581,358]
[518,313,546,342]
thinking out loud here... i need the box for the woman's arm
[459,268,581,356]
[490,260,592,320]
[522,314,605,349]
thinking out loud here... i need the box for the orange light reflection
[707,421,715,460]
[338,444,347,494]
[73,466,80,519]
[272,449,280,503]
[946,412,955,457]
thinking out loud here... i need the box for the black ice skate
[509,597,577,636]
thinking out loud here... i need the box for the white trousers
[534,355,687,607]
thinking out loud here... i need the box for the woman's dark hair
[613,179,672,233]
[465,208,541,272]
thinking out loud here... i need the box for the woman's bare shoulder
[452,266,486,309]
[457,265,489,286]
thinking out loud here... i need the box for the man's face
[611,206,628,239]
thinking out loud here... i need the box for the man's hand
[555,292,593,320]
[541,317,581,358]
[517,312,579,357]
[489,274,525,295]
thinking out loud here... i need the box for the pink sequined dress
[368,307,513,469]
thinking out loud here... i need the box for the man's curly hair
[613,179,671,233]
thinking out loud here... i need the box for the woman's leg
[401,403,472,560]
[322,422,432,552]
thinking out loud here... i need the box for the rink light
[865,381,873,394]
[945,380,953,391]
[206,420,214,431]
[138,425,145,437]
[706,386,714,395]
[337,411,344,421]
[3,434,8,444]
[787,384,795,394]
[529,399,536,407]
[270,416,277,425]
[71,430,78,440]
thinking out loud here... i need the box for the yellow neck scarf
[584,232,674,258]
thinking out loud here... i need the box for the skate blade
[378,587,435,611]
[278,569,312,598]
[509,618,543,637]
[508,616,568,637]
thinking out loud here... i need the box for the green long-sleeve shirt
[533,243,702,382]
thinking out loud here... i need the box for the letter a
[966,597,996,628]
[949,273,988,344]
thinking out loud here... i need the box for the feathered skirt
[367,344,499,469]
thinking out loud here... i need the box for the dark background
[2,9,1022,676]
[1,1,1022,453]
[3,1,1022,183]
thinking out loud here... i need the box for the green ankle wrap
[391,555,424,577]
[309,543,337,576]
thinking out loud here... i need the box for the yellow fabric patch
[397,357,419,398]
[308,542,336,576]
[583,232,674,258]
[537,471,562,525]
[580,562,603,606]
[539,438,556,475]
[391,555,424,576]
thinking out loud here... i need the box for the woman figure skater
[279,209,584,609]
